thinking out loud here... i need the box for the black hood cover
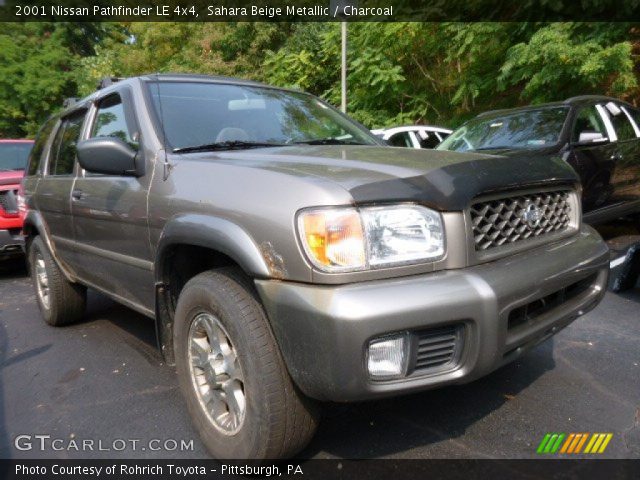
[349,153,577,210]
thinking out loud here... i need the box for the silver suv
[22,74,609,459]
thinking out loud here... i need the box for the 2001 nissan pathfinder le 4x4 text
[22,74,609,459]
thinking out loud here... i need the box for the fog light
[367,334,408,379]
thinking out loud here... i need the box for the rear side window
[27,117,57,176]
[628,107,640,128]
[622,106,640,136]
[604,104,636,141]
[91,94,137,148]
[49,111,86,176]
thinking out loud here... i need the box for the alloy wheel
[188,313,246,435]
[34,252,50,310]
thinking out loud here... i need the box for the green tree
[79,22,292,95]
[261,22,639,129]
[0,22,117,138]
[499,23,636,104]
[2,21,639,137]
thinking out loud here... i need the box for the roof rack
[97,76,124,90]
[62,97,79,109]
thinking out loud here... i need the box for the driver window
[86,94,138,177]
[91,94,138,149]
[571,106,607,143]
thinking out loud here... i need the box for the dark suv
[22,75,609,459]
[438,96,640,225]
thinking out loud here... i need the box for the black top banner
[1,0,640,22]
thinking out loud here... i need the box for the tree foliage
[1,21,638,138]
[499,23,636,103]
[78,22,292,95]
[261,22,638,128]
[0,23,117,137]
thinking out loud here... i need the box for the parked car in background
[372,125,452,149]
[22,75,608,459]
[0,139,33,259]
[437,96,640,225]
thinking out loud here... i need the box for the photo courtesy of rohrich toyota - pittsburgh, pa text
[0,0,639,479]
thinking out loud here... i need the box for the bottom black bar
[1,459,639,480]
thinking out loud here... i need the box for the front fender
[153,214,273,365]
[154,213,271,282]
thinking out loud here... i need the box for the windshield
[148,81,379,151]
[437,107,569,152]
[0,142,33,171]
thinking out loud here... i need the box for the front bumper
[255,225,609,402]
[0,228,24,258]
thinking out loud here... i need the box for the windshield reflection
[438,107,569,152]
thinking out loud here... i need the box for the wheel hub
[188,313,246,435]
[34,252,50,310]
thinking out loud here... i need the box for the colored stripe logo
[537,433,613,454]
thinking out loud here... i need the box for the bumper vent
[411,325,464,375]
[508,273,598,330]
[470,190,573,251]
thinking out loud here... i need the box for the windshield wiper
[173,141,289,153]
[470,145,524,151]
[293,138,367,146]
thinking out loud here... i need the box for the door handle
[71,189,84,200]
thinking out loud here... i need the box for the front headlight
[297,204,445,272]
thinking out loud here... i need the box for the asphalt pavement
[0,234,639,460]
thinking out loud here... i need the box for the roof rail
[62,97,79,109]
[97,76,123,90]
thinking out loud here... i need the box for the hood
[0,170,24,187]
[178,145,578,211]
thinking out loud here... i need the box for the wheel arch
[22,210,48,251]
[22,210,76,281]
[153,214,271,364]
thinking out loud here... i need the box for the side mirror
[76,137,143,176]
[576,131,608,146]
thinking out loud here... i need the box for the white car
[371,125,453,149]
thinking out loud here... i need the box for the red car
[0,139,33,259]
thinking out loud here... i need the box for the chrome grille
[470,190,572,251]
[412,325,463,375]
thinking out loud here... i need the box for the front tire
[28,236,86,326]
[174,268,319,459]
